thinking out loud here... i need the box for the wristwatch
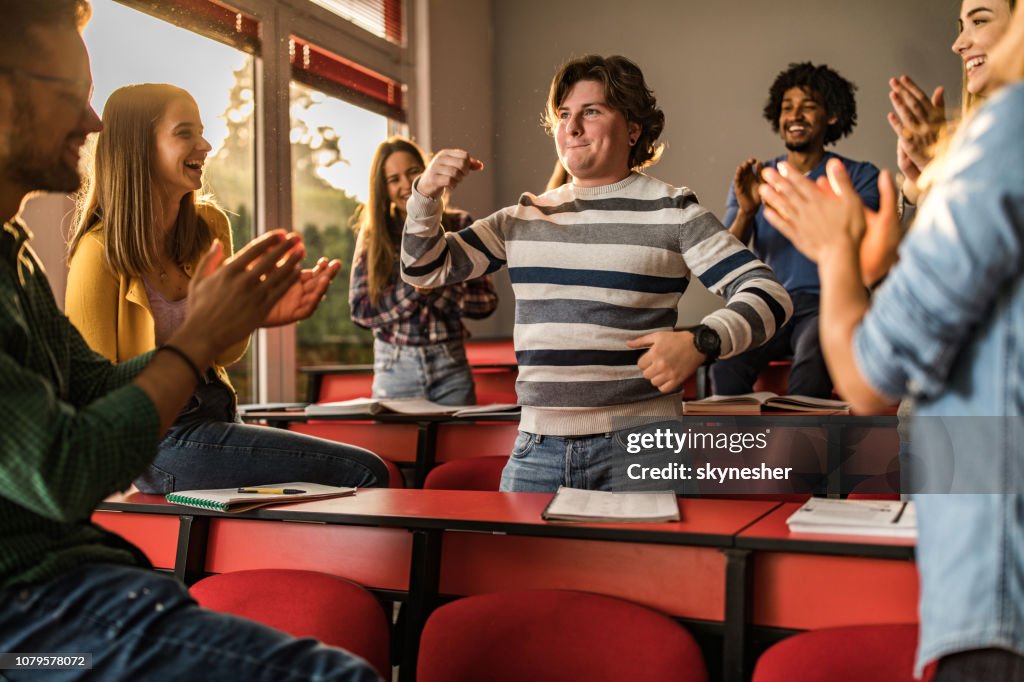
[691,324,721,361]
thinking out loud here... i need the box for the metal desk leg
[174,514,210,585]
[413,422,439,488]
[400,528,443,680]
[723,548,752,682]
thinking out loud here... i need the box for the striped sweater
[402,172,792,435]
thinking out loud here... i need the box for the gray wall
[485,0,962,324]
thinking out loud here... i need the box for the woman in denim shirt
[757,11,1024,678]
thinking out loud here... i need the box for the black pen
[891,501,908,524]
[237,487,306,494]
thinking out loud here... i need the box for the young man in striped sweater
[402,54,793,492]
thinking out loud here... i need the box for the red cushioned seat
[423,456,508,491]
[752,623,921,682]
[417,589,707,682]
[190,569,390,679]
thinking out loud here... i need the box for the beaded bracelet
[156,344,205,385]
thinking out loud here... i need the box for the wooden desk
[732,502,917,681]
[95,490,778,681]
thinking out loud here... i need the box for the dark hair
[0,0,91,62]
[762,62,858,145]
[544,54,665,170]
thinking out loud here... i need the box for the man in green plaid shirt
[0,2,378,680]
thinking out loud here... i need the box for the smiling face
[0,25,101,196]
[554,79,639,188]
[953,0,1014,96]
[152,96,211,201]
[778,86,835,154]
[384,150,424,218]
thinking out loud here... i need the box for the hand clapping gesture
[886,75,945,205]
[758,160,900,283]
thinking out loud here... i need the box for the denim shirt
[853,82,1024,675]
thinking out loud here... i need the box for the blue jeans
[499,430,625,492]
[710,292,833,397]
[934,648,1024,681]
[371,338,475,406]
[0,564,378,681]
[135,382,388,494]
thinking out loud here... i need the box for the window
[71,0,409,402]
[306,0,403,44]
[289,48,396,398]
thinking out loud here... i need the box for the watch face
[696,327,720,355]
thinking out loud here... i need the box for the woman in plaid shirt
[350,137,498,405]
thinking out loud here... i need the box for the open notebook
[541,487,680,523]
[305,397,520,418]
[684,392,850,415]
[166,482,356,513]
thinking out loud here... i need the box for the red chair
[382,457,406,489]
[753,360,793,394]
[423,456,508,490]
[752,623,924,682]
[190,569,391,679]
[417,589,707,682]
[847,472,901,500]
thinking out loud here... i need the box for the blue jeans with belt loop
[371,338,476,406]
[499,431,625,492]
[0,563,379,681]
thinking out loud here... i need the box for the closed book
[786,498,916,538]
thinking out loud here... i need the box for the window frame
[116,0,415,401]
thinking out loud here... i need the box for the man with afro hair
[711,62,880,399]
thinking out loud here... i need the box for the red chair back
[190,569,390,679]
[423,456,508,490]
[752,623,921,682]
[417,589,707,682]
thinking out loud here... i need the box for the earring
[629,137,638,146]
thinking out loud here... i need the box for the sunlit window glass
[289,80,391,398]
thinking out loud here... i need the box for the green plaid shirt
[0,219,160,588]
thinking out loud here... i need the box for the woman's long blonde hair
[355,136,440,303]
[67,83,214,276]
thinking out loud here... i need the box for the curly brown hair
[544,54,665,170]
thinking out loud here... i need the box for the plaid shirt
[0,220,159,589]
[349,209,498,345]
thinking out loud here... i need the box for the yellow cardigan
[65,203,248,388]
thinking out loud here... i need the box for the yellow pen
[237,487,306,494]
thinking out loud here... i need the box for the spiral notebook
[166,482,356,513]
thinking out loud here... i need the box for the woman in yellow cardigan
[66,83,388,493]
